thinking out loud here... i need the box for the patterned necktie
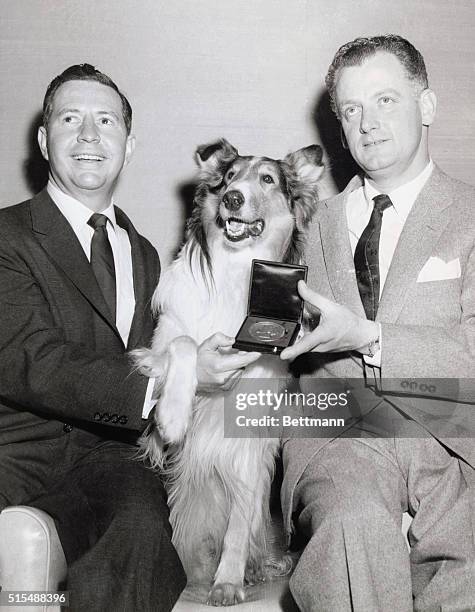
[354,194,392,320]
[87,213,116,321]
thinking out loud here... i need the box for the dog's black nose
[222,190,244,211]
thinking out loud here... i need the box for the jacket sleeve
[0,231,153,433]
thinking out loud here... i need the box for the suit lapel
[377,166,453,322]
[30,189,122,341]
[319,176,367,317]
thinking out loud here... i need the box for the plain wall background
[1,0,474,265]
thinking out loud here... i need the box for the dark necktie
[87,213,116,321]
[354,194,392,320]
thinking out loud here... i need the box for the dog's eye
[262,175,274,184]
[226,171,235,181]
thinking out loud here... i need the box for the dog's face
[191,139,324,260]
[217,155,295,245]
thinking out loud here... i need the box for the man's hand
[280,281,379,361]
[196,332,261,393]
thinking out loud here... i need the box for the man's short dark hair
[42,63,132,134]
[325,34,429,117]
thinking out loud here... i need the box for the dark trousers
[0,428,186,612]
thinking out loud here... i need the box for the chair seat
[0,506,67,612]
[172,577,298,612]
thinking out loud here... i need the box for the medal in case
[233,260,307,355]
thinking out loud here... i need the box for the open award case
[233,259,307,355]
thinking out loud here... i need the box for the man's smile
[71,153,106,162]
[362,138,390,147]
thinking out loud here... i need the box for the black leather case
[233,259,307,354]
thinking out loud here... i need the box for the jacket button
[94,412,102,421]
[63,424,73,433]
[110,414,119,424]
[119,416,128,425]
[103,413,111,422]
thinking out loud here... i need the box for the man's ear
[123,134,136,168]
[37,126,49,161]
[419,88,437,127]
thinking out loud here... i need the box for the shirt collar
[363,160,434,220]
[47,180,117,233]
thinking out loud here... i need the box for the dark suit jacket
[282,166,475,532]
[0,189,160,446]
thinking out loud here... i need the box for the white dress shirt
[346,161,434,366]
[47,180,155,417]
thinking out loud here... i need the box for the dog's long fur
[134,139,324,605]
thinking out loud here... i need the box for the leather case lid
[248,260,307,321]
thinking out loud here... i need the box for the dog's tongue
[225,219,264,241]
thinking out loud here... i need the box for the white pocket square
[416,257,461,283]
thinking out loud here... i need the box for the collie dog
[134,139,323,605]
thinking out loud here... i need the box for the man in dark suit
[280,36,475,610]
[0,64,259,611]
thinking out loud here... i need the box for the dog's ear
[195,139,238,187]
[283,144,324,230]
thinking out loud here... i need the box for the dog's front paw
[206,582,245,607]
[155,402,189,445]
[155,336,198,444]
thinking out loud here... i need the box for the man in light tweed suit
[280,35,475,611]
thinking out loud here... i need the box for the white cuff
[363,323,382,368]
[142,377,157,419]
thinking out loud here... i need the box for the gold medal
[249,321,286,342]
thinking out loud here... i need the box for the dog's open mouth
[222,217,265,242]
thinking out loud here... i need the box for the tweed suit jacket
[282,165,475,532]
[0,189,160,446]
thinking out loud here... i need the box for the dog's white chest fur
[157,242,288,376]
